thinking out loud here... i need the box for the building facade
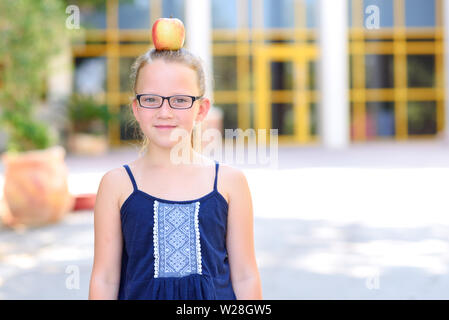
[71,0,444,147]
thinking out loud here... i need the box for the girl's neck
[140,141,207,169]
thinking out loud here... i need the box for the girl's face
[132,59,210,149]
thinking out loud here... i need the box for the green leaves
[67,94,116,135]
[0,109,56,152]
[0,0,66,152]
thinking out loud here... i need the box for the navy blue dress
[117,160,237,300]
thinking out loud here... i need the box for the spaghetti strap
[213,160,219,191]
[123,164,138,191]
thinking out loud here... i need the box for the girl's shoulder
[215,162,249,199]
[216,162,242,180]
[99,165,135,210]
[216,163,252,215]
[101,166,130,185]
[219,163,248,185]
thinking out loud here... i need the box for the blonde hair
[127,48,206,157]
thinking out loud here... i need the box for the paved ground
[1,140,449,299]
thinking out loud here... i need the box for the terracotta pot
[0,196,13,227]
[67,133,108,155]
[73,193,96,211]
[1,145,74,227]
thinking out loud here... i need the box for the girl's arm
[88,169,124,300]
[225,167,263,300]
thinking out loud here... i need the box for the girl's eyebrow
[138,92,198,96]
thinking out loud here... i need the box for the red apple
[152,17,185,51]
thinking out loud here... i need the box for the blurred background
[1,0,449,299]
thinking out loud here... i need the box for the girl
[88,48,262,300]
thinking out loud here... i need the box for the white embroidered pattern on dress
[153,200,202,278]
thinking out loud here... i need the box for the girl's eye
[175,98,187,103]
[145,97,157,102]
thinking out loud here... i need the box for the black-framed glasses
[135,94,203,109]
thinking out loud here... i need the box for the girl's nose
[157,98,173,116]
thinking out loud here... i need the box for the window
[407,101,437,135]
[366,102,395,138]
[271,61,294,90]
[120,57,136,92]
[365,55,394,88]
[405,0,435,27]
[118,0,150,29]
[213,56,237,90]
[215,104,238,133]
[74,57,106,94]
[271,103,294,135]
[363,0,394,28]
[77,0,106,29]
[407,55,435,88]
[163,0,185,21]
[264,0,294,29]
[212,0,237,29]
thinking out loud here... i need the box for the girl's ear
[131,98,140,122]
[194,97,211,122]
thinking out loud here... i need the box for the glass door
[254,44,317,144]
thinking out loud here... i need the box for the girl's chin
[148,136,188,148]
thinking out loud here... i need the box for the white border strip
[194,201,202,274]
[153,200,159,278]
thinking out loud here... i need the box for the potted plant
[64,93,117,212]
[65,93,114,155]
[0,0,74,227]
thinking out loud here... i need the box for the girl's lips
[155,125,177,129]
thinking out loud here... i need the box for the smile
[155,125,177,130]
